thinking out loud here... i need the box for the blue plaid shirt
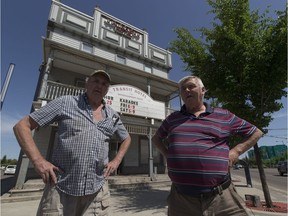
[30,93,129,196]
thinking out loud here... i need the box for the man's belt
[196,178,231,199]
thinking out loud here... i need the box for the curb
[109,180,171,191]
[1,195,42,203]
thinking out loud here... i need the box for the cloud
[272,111,287,119]
[1,112,24,159]
[1,112,23,134]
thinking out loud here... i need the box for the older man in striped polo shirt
[152,75,263,216]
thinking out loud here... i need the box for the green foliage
[1,155,17,166]
[1,155,7,165]
[247,156,256,167]
[170,0,287,131]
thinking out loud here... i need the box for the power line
[265,128,288,131]
[264,134,287,140]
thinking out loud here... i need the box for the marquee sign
[105,84,165,120]
[104,17,140,40]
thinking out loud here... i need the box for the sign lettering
[104,84,165,120]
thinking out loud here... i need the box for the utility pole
[1,63,15,109]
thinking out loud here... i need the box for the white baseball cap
[90,70,111,83]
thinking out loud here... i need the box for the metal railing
[43,81,85,101]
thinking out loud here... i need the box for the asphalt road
[231,168,287,193]
[231,167,288,204]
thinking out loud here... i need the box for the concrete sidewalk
[1,174,287,216]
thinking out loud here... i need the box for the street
[231,168,287,201]
[231,168,287,191]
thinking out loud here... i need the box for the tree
[1,155,17,166]
[1,155,7,165]
[170,0,287,208]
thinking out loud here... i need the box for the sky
[1,0,287,159]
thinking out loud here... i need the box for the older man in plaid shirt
[14,70,131,216]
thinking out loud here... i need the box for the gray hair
[178,75,205,89]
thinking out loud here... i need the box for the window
[116,55,126,64]
[140,138,160,164]
[75,78,85,88]
[144,65,152,73]
[140,139,148,165]
[82,42,93,53]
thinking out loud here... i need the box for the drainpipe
[147,79,154,180]
[14,57,53,189]
[39,57,53,99]
[148,126,154,180]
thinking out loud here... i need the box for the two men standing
[14,72,262,216]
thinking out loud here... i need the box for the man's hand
[33,158,62,185]
[228,148,239,168]
[229,128,263,169]
[104,159,120,178]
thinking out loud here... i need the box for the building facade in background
[15,0,180,188]
[247,144,287,160]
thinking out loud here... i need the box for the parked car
[233,164,242,170]
[4,165,16,175]
[277,161,287,176]
[277,161,284,168]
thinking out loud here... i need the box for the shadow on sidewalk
[234,184,250,188]
[111,188,169,214]
[1,176,16,195]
